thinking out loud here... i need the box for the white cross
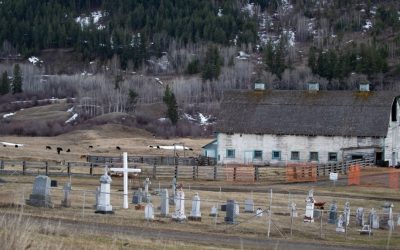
[110,152,141,209]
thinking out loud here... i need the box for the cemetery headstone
[132,188,143,204]
[244,199,254,213]
[160,189,169,217]
[369,208,379,229]
[95,168,113,214]
[225,199,237,224]
[61,182,72,207]
[356,207,364,226]
[189,193,201,221]
[290,202,298,217]
[344,202,350,226]
[26,175,53,207]
[235,203,240,216]
[380,202,394,230]
[256,208,263,217]
[172,185,186,221]
[169,177,177,205]
[328,202,337,224]
[304,189,314,223]
[145,203,155,220]
[336,214,345,233]
[142,178,151,203]
[209,205,218,217]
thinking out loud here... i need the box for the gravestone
[336,214,345,233]
[26,175,52,207]
[380,202,394,230]
[225,199,237,224]
[290,202,298,217]
[304,189,314,223]
[235,203,240,215]
[169,177,177,205]
[209,205,218,217]
[132,188,143,204]
[328,202,337,224]
[356,207,364,226]
[145,203,155,220]
[189,193,201,221]
[172,185,186,221]
[61,182,72,207]
[142,178,151,203]
[369,208,379,229]
[244,199,254,213]
[95,169,113,214]
[160,189,169,217]
[344,202,350,226]
[256,208,263,217]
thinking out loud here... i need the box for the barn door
[244,151,253,164]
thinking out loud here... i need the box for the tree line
[0,64,23,95]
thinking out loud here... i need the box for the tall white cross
[110,152,141,209]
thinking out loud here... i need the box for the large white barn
[215,84,400,166]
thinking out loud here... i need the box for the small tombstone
[142,178,151,203]
[132,188,143,204]
[328,202,337,224]
[256,208,263,217]
[26,175,53,207]
[304,189,314,223]
[344,202,350,226]
[290,202,298,217]
[145,203,155,220]
[380,202,394,230]
[336,214,345,233]
[169,177,177,206]
[95,168,114,214]
[235,203,240,215]
[172,185,186,221]
[356,207,364,227]
[61,182,72,207]
[369,208,379,229]
[189,193,201,221]
[225,199,237,224]
[160,189,169,217]
[244,199,254,213]
[209,205,218,217]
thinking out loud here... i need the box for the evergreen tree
[202,45,222,81]
[12,64,22,94]
[163,85,178,125]
[0,71,9,95]
[127,89,138,112]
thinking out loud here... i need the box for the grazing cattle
[66,149,71,152]
[116,146,121,150]
[89,145,93,149]
[56,147,63,155]
[3,145,6,147]
[46,146,52,150]
[15,145,18,148]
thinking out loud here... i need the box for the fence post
[213,165,217,180]
[174,164,178,180]
[233,167,237,181]
[152,162,157,179]
[192,165,196,180]
[67,162,71,176]
[22,161,26,175]
[0,160,3,170]
[90,163,93,176]
[45,162,48,176]
[254,166,259,181]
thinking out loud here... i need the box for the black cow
[15,145,18,148]
[56,147,63,155]
[46,146,52,150]
[116,146,121,150]
[89,145,93,149]
[66,148,71,152]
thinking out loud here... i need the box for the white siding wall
[217,133,382,165]
[384,101,400,166]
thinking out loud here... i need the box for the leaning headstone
[256,208,263,217]
[95,169,113,214]
[189,193,201,221]
[172,185,186,221]
[304,189,314,223]
[132,188,143,204]
[328,202,337,224]
[26,175,52,207]
[209,205,218,217]
[160,189,169,217]
[380,202,394,230]
[244,199,254,213]
[61,182,72,207]
[225,199,237,224]
[169,177,177,205]
[344,202,350,226]
[336,214,345,233]
[290,202,298,217]
[356,207,364,226]
[145,203,155,220]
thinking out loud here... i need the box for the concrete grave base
[188,216,202,222]
[95,210,115,214]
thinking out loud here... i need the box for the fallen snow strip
[1,141,24,147]
[65,113,78,123]
[3,112,15,118]
[148,145,193,151]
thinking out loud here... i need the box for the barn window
[291,151,300,160]
[328,152,338,161]
[309,152,319,161]
[272,151,281,160]
[392,100,397,122]
[226,149,235,158]
[254,150,262,159]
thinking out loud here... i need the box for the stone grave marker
[169,177,177,205]
[380,202,394,230]
[290,202,298,217]
[142,177,151,203]
[95,167,113,214]
[336,214,345,233]
[256,208,263,217]
[356,207,364,226]
[344,202,350,226]
[224,199,237,224]
[328,202,337,224]
[369,208,379,229]
[209,205,218,217]
[189,193,201,221]
[61,182,72,207]
[172,185,186,221]
[235,203,240,215]
[304,189,314,223]
[26,175,53,207]
[145,203,155,221]
[160,189,169,217]
[244,199,254,213]
[132,188,143,204]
